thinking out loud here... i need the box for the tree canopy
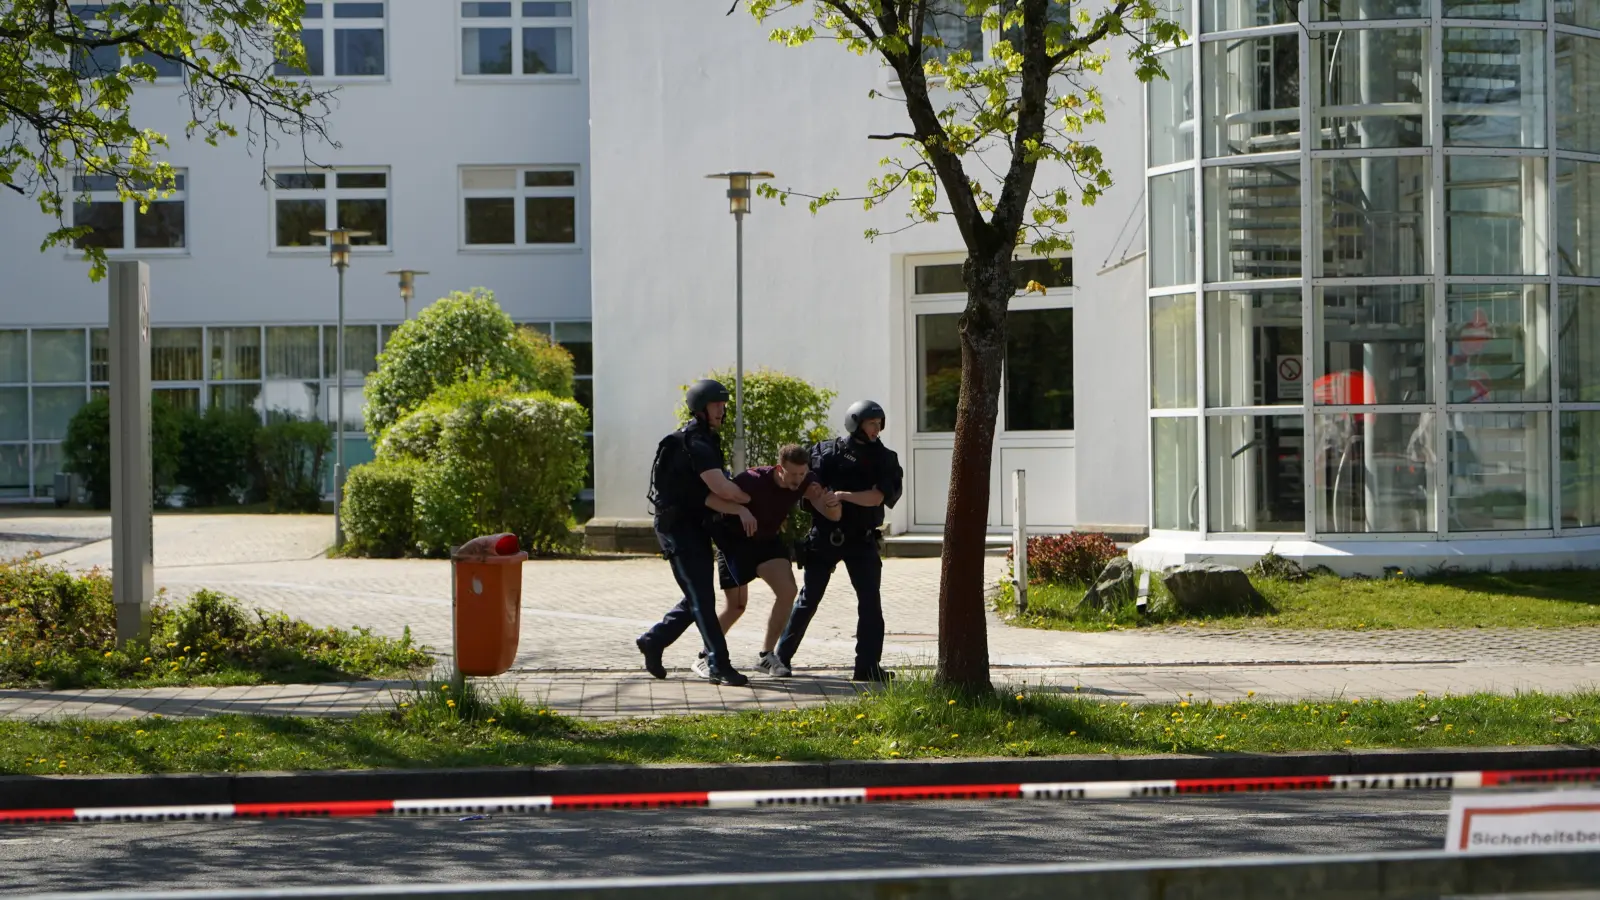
[0,0,334,278]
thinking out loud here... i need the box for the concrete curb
[2,745,1594,811]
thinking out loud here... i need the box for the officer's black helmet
[844,399,887,436]
[686,379,731,416]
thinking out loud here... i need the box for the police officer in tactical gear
[774,399,904,682]
[635,379,755,686]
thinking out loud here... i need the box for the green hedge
[257,417,332,513]
[341,459,423,557]
[61,395,185,507]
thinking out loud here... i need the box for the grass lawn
[996,568,1600,631]
[3,678,1598,776]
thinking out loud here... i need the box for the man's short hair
[779,444,809,466]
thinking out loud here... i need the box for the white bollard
[1012,469,1028,615]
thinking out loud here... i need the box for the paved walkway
[1,512,1597,721]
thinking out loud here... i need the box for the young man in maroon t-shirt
[694,444,840,678]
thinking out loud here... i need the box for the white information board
[1447,788,1600,854]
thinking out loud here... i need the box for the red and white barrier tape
[5,765,1599,825]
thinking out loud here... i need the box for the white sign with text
[1447,789,1600,854]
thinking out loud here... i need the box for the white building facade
[0,1,595,506]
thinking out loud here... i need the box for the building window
[912,259,1072,295]
[920,0,984,64]
[71,173,187,251]
[70,7,183,79]
[460,2,575,77]
[274,1,387,78]
[271,168,389,249]
[461,167,578,246]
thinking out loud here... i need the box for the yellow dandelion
[1179,701,1190,708]
[890,751,901,757]
[951,733,961,738]
[1015,694,1024,701]
[852,739,861,745]
[440,685,450,692]
[141,657,152,663]
[1069,731,1077,737]
[487,718,497,724]
[1247,691,1256,698]
[135,730,146,736]
[1444,724,1453,731]
[948,700,957,706]
[446,700,456,708]
[103,651,113,658]
[1120,702,1129,708]
[856,714,866,720]
[183,646,191,652]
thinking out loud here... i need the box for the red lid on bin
[452,533,523,559]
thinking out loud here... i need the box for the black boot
[636,635,666,679]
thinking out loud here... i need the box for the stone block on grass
[1160,563,1275,616]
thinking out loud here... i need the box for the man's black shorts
[716,536,791,590]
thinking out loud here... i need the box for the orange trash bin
[450,533,527,677]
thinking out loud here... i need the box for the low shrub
[257,416,332,513]
[178,405,262,507]
[0,557,430,689]
[342,459,424,557]
[61,395,185,507]
[1010,532,1125,585]
[393,378,589,555]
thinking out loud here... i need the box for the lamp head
[705,171,775,216]
[310,228,372,268]
[385,269,429,301]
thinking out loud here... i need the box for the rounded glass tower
[1138,0,1600,570]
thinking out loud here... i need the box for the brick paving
[2,512,1598,721]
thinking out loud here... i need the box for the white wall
[0,2,591,329]
[588,2,1151,531]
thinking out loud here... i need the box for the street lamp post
[310,227,371,550]
[704,170,774,474]
[385,269,429,321]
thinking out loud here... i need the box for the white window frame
[275,0,389,81]
[67,170,189,256]
[456,1,579,81]
[458,165,582,251]
[268,166,392,254]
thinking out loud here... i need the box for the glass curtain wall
[1147,0,1597,537]
[0,322,589,505]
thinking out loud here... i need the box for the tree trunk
[935,251,1012,694]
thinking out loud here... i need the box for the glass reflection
[1448,412,1551,531]
[1314,412,1436,533]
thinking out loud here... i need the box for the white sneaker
[691,656,711,679]
[756,651,792,678]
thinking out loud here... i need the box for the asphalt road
[0,794,1451,894]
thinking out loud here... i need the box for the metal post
[733,210,746,474]
[109,261,153,646]
[334,264,346,549]
[1013,469,1028,615]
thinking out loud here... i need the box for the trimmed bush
[257,416,332,513]
[391,378,589,556]
[61,395,185,508]
[363,288,575,438]
[177,405,262,507]
[1009,532,1126,585]
[342,459,423,557]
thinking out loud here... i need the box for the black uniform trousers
[640,519,733,674]
[775,529,883,676]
